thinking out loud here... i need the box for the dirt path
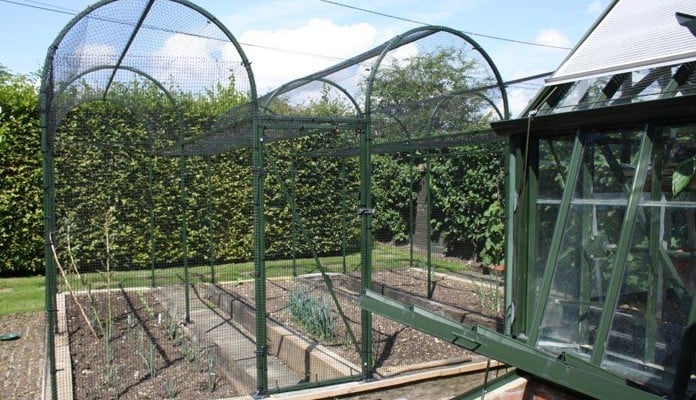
[0,312,45,400]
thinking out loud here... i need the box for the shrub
[288,287,335,341]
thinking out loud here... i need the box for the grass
[0,242,473,317]
[0,275,45,316]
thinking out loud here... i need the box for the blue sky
[0,0,609,112]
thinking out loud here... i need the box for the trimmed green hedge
[0,73,42,275]
[0,70,504,276]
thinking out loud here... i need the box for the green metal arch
[364,25,510,121]
[40,0,258,107]
[50,64,184,134]
[261,76,365,117]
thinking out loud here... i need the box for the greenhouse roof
[548,0,696,85]
[493,0,696,135]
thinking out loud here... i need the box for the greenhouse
[364,0,696,399]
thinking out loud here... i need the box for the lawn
[0,276,45,316]
[0,243,472,317]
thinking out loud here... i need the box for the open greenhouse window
[531,123,696,397]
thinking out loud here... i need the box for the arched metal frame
[41,4,510,396]
[40,1,257,398]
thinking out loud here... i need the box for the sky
[0,0,610,114]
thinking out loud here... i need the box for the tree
[366,47,505,263]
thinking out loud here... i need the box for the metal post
[523,138,539,337]
[409,154,415,268]
[148,131,155,288]
[503,137,517,336]
[179,120,190,323]
[359,123,373,379]
[646,133,664,363]
[206,157,215,283]
[425,156,433,299]
[579,144,593,345]
[254,124,268,395]
[41,82,58,400]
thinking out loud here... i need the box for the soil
[229,268,504,372]
[0,312,45,400]
[56,267,503,400]
[66,289,239,400]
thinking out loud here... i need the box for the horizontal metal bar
[361,290,664,400]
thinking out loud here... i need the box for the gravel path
[0,312,45,400]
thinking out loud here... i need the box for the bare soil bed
[66,289,239,399]
[0,312,45,400]
[63,268,502,399]
[228,268,503,372]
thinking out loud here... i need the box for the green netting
[41,1,513,398]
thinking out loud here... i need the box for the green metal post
[206,157,215,283]
[340,153,347,274]
[254,123,268,395]
[646,134,664,364]
[426,156,434,299]
[529,132,584,344]
[409,154,415,268]
[179,121,190,323]
[523,138,539,337]
[148,138,155,288]
[41,82,58,400]
[289,161,298,277]
[590,124,654,366]
[359,122,374,379]
[579,145,593,344]
[503,138,517,336]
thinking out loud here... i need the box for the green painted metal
[579,145,593,345]
[645,134,664,364]
[409,155,416,268]
[362,290,663,400]
[503,138,517,335]
[206,157,215,284]
[102,0,155,98]
[40,79,59,400]
[590,124,654,366]
[425,156,434,299]
[265,374,362,395]
[359,121,373,378]
[509,136,528,337]
[528,132,584,344]
[340,152,348,274]
[148,137,155,288]
[254,123,268,396]
[523,138,539,337]
[179,105,190,324]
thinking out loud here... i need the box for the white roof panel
[547,0,696,85]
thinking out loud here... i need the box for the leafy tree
[366,47,505,264]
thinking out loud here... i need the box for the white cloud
[586,0,605,15]
[151,31,248,92]
[536,29,572,50]
[239,18,379,93]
